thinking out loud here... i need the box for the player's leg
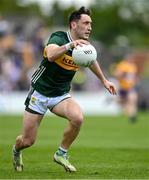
[51,97,83,172]
[127,90,138,122]
[12,111,44,171]
[52,97,83,150]
[118,90,130,117]
[15,111,44,150]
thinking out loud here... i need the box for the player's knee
[71,113,84,127]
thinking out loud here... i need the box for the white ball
[72,44,97,67]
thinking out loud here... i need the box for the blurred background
[0,0,149,115]
[0,1,149,179]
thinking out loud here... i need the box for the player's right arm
[45,39,89,62]
[89,61,117,95]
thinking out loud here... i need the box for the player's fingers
[73,44,77,48]
[73,42,78,48]
[78,39,89,45]
[110,86,117,95]
[73,41,83,48]
[82,40,90,45]
[77,42,84,47]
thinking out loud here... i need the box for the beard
[78,33,90,40]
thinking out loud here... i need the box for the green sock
[56,147,67,156]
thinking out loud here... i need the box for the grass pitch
[0,112,148,179]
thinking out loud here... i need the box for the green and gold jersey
[31,31,79,97]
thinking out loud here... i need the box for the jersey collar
[67,31,73,42]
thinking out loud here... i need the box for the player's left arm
[89,61,117,95]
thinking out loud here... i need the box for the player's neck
[69,30,78,41]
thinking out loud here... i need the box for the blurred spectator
[0,17,49,92]
[114,54,139,122]
[0,15,9,37]
[30,24,48,61]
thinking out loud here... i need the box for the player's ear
[71,21,77,29]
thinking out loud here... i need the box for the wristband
[65,42,72,51]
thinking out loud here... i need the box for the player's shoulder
[50,31,67,38]
[47,31,68,46]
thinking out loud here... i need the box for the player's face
[73,14,92,40]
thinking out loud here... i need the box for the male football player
[12,6,117,172]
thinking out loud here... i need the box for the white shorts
[25,90,71,115]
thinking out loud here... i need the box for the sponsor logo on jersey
[55,54,79,71]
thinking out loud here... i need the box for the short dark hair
[69,6,91,28]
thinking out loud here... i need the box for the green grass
[0,112,149,179]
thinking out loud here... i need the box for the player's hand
[103,80,117,95]
[71,39,89,49]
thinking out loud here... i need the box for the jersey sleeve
[47,32,64,46]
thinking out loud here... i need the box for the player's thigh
[51,97,83,122]
[22,111,44,140]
